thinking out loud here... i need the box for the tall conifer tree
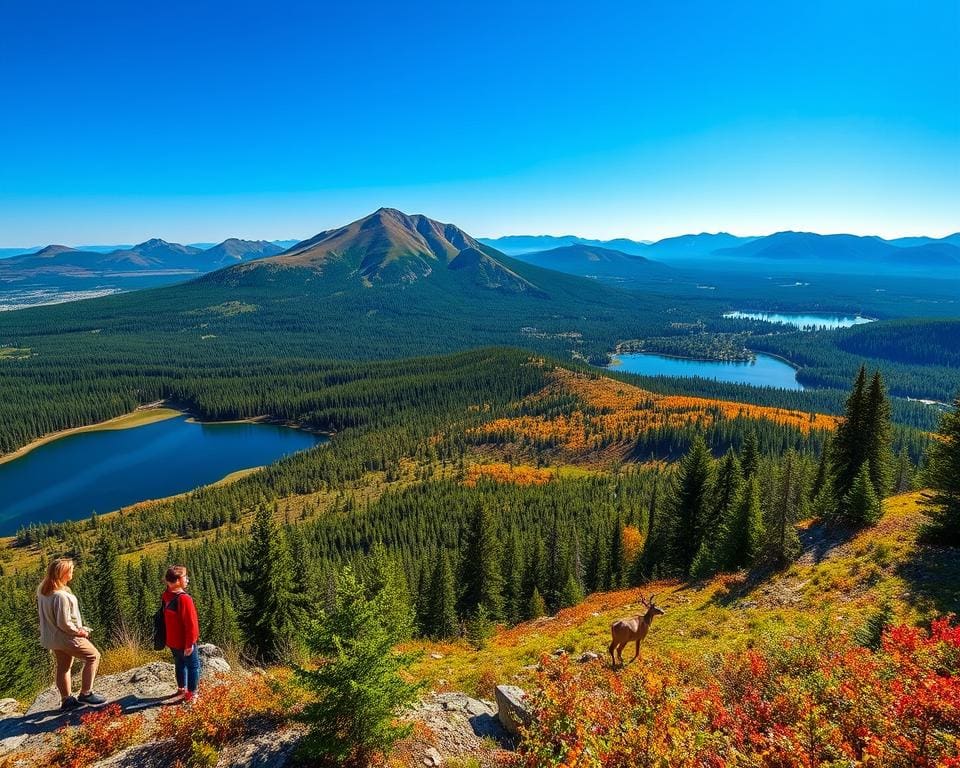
[460,505,505,620]
[426,550,459,640]
[669,435,716,575]
[239,506,301,663]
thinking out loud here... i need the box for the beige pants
[51,637,101,700]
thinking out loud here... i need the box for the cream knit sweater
[37,588,84,649]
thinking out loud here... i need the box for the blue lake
[723,311,875,330]
[0,415,326,534]
[610,352,803,390]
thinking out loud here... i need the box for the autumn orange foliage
[507,618,960,768]
[46,704,144,768]
[465,463,554,487]
[471,368,838,456]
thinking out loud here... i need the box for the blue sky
[1,0,957,244]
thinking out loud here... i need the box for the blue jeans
[171,644,201,693]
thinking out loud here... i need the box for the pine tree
[527,587,547,620]
[239,506,302,663]
[296,567,421,767]
[831,366,870,522]
[544,519,571,612]
[921,395,960,545]
[465,603,494,650]
[693,450,744,577]
[560,572,584,608]
[811,436,832,501]
[90,531,129,644]
[864,371,893,501]
[669,435,716,575]
[893,449,914,494]
[364,543,414,643]
[740,431,761,479]
[763,450,803,567]
[843,463,882,527]
[425,551,459,640]
[460,505,505,620]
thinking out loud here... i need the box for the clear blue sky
[1,0,957,244]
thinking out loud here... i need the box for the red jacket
[162,588,199,650]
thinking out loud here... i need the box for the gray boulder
[495,685,532,736]
[197,643,231,677]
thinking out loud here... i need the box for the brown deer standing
[608,594,664,668]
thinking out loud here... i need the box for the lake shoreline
[608,350,804,391]
[1,404,332,468]
[0,406,182,467]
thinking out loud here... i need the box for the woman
[37,558,107,710]
[162,565,201,703]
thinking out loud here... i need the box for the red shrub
[508,618,960,767]
[48,704,144,768]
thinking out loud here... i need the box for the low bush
[509,617,960,767]
[48,704,144,768]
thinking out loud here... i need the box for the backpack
[152,593,181,651]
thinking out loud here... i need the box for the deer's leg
[630,640,640,663]
[608,641,616,668]
[616,643,626,667]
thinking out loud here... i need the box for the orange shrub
[156,671,303,765]
[507,617,960,768]
[47,704,144,768]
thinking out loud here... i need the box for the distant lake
[0,415,326,534]
[610,352,803,390]
[723,311,875,330]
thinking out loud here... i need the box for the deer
[608,593,664,669]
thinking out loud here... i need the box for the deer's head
[639,593,665,618]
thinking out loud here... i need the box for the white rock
[423,747,443,766]
[0,699,19,717]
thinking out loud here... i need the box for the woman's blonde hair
[38,558,74,597]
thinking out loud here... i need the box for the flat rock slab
[1,646,229,759]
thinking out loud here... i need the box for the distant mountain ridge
[486,230,960,275]
[0,238,284,283]
[510,243,671,278]
[715,231,960,267]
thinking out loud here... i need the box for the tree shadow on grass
[895,543,960,618]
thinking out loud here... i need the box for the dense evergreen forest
[1,257,957,458]
[0,354,933,698]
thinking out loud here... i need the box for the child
[161,565,201,703]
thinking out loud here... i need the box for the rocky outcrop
[494,685,532,736]
[404,692,513,766]
[0,646,232,760]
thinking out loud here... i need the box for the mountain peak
[32,244,77,258]
[220,210,545,296]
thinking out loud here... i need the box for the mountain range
[0,238,284,284]
[1,208,657,363]
[486,231,960,276]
